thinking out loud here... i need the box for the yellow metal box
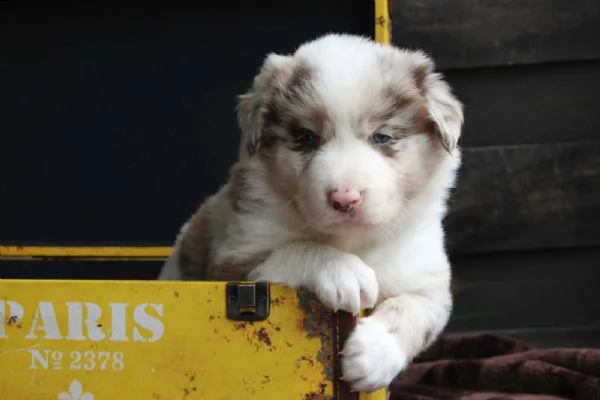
[0,279,388,399]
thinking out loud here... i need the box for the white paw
[311,254,378,315]
[341,317,407,392]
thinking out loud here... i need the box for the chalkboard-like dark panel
[0,5,372,246]
[391,0,600,70]
[445,141,600,254]
[447,247,600,333]
[446,60,600,147]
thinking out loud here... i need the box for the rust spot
[297,288,335,381]
[319,383,327,394]
[97,323,102,328]
[7,315,19,326]
[266,319,282,331]
[285,340,294,348]
[304,392,322,399]
[234,322,276,351]
[271,296,285,306]
[174,291,180,298]
[184,371,197,383]
[304,382,329,399]
[262,375,271,384]
[208,315,216,321]
[234,322,248,331]
[256,327,272,346]
[296,354,315,368]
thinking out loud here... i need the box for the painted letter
[84,303,105,341]
[29,349,50,369]
[25,302,62,340]
[66,302,85,341]
[133,304,164,343]
[109,303,129,342]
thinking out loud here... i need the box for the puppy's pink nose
[327,188,362,213]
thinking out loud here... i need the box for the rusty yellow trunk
[0,279,387,399]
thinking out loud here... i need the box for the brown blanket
[390,333,600,400]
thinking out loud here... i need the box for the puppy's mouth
[302,204,376,233]
[327,217,374,230]
[293,191,381,233]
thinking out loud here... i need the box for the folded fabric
[390,333,600,400]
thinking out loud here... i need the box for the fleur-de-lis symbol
[57,379,95,400]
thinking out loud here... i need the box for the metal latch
[226,281,270,321]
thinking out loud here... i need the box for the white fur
[159,33,463,392]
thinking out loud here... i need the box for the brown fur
[229,163,266,212]
[210,253,270,281]
[179,204,211,280]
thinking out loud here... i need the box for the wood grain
[445,141,600,254]
[446,60,600,147]
[391,0,600,70]
[447,247,600,333]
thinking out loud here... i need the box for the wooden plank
[447,247,600,332]
[391,0,600,70]
[445,141,600,254]
[447,60,600,147]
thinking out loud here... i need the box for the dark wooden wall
[390,0,600,345]
[391,0,600,255]
[1,2,599,346]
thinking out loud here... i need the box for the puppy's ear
[410,53,464,153]
[236,53,293,157]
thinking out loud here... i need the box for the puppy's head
[236,34,463,234]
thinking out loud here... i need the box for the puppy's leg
[247,241,379,315]
[341,270,452,392]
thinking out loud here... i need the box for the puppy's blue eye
[371,132,393,145]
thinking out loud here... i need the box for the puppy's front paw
[312,254,378,315]
[341,317,407,392]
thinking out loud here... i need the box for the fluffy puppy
[158,33,463,392]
